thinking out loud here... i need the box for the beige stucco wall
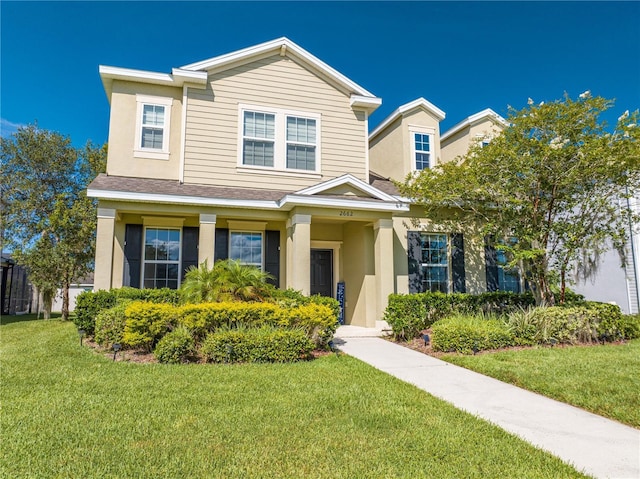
[183,54,368,189]
[441,119,504,164]
[369,107,443,182]
[106,81,183,180]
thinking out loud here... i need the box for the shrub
[114,287,180,305]
[525,305,623,345]
[502,308,538,346]
[122,302,178,351]
[73,290,117,334]
[431,314,514,354]
[154,327,195,364]
[279,303,337,347]
[200,326,313,363]
[620,314,640,340]
[383,294,427,341]
[94,301,131,348]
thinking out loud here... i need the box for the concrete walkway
[333,327,640,479]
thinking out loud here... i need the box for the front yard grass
[0,318,588,478]
[441,340,640,428]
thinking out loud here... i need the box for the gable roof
[441,108,508,142]
[99,38,381,111]
[369,97,446,141]
[294,174,399,202]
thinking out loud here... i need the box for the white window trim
[419,232,451,293]
[134,94,173,161]
[237,103,322,175]
[409,126,435,172]
[229,230,265,270]
[141,226,182,289]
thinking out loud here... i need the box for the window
[230,231,263,269]
[135,95,172,159]
[286,117,316,170]
[414,133,431,170]
[239,105,320,173]
[243,112,275,167]
[143,228,180,289]
[496,249,521,293]
[420,233,449,292]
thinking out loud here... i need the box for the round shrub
[619,314,640,340]
[94,301,131,348]
[73,290,117,335]
[122,302,178,351]
[153,327,195,364]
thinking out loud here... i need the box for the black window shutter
[214,228,229,262]
[264,230,280,287]
[484,237,499,292]
[123,224,143,288]
[451,233,466,293]
[181,226,199,281]
[407,231,424,293]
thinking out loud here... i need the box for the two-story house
[88,37,518,327]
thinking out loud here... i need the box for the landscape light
[78,329,85,346]
[422,333,430,346]
[112,343,121,361]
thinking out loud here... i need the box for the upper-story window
[414,133,431,170]
[135,95,173,160]
[239,105,321,174]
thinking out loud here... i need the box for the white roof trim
[369,98,446,140]
[441,108,508,142]
[99,65,207,101]
[350,94,382,112]
[295,174,398,202]
[87,185,409,212]
[180,37,377,99]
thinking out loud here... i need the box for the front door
[310,249,333,297]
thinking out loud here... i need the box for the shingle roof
[369,171,400,196]
[88,174,292,202]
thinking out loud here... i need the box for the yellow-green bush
[278,303,337,346]
[122,302,178,351]
[431,315,514,354]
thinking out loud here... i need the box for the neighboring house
[93,37,610,328]
[52,274,94,313]
[572,194,640,314]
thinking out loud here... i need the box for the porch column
[198,214,216,267]
[374,219,394,321]
[94,208,116,291]
[286,214,311,295]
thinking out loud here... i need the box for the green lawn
[441,341,640,428]
[1,319,587,478]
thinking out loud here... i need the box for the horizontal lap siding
[183,55,367,189]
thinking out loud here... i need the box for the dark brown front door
[310,249,333,297]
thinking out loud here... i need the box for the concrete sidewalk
[333,329,640,479]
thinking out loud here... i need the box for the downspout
[179,85,188,184]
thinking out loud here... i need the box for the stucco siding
[107,81,182,180]
[183,55,367,189]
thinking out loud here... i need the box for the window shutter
[123,224,143,288]
[214,228,229,262]
[484,237,499,292]
[451,233,466,293]
[407,231,424,293]
[265,230,280,287]
[181,227,199,281]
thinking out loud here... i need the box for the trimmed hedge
[384,292,539,340]
[200,326,313,363]
[94,301,131,348]
[154,327,195,364]
[74,287,179,335]
[621,314,640,340]
[431,315,514,354]
[122,302,178,351]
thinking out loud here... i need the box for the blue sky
[1,1,639,146]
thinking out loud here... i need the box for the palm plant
[180,259,275,303]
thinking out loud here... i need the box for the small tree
[1,125,106,319]
[400,93,640,305]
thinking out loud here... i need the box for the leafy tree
[180,259,275,303]
[1,125,106,319]
[400,93,640,306]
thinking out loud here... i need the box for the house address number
[339,210,354,217]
